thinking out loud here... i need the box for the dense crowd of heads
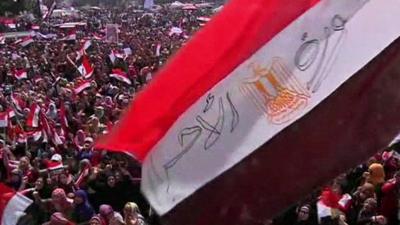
[0,4,214,225]
[273,142,400,225]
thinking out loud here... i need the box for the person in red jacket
[380,171,400,225]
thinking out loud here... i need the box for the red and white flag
[59,102,69,133]
[0,183,33,225]
[7,108,15,119]
[96,0,400,221]
[64,29,76,41]
[20,36,34,47]
[40,112,64,146]
[26,103,41,128]
[74,80,92,94]
[80,40,92,53]
[13,69,27,80]
[47,161,64,174]
[0,112,8,128]
[10,94,24,114]
[33,76,44,84]
[77,54,94,79]
[31,25,40,30]
[110,68,131,85]
[316,188,352,222]
[26,129,43,142]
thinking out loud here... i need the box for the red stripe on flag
[96,0,320,161]
[26,103,40,128]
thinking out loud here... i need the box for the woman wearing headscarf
[21,177,53,225]
[74,130,86,151]
[98,204,124,225]
[58,171,75,195]
[50,188,74,220]
[72,190,95,224]
[123,202,146,225]
[74,159,92,190]
[46,102,58,121]
[87,172,127,212]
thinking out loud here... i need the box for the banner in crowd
[105,24,119,43]
[144,0,154,10]
[97,0,400,219]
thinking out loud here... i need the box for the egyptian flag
[64,29,76,41]
[109,50,124,64]
[13,69,28,80]
[317,188,352,222]
[74,80,92,94]
[20,36,34,47]
[109,68,131,85]
[96,0,400,222]
[77,54,94,79]
[59,102,69,133]
[76,40,92,60]
[0,183,33,225]
[81,40,92,52]
[26,129,43,142]
[26,103,41,128]
[10,94,24,115]
[40,112,63,146]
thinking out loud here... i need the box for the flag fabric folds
[0,183,33,225]
[109,68,131,85]
[95,0,400,220]
[74,80,92,94]
[26,103,40,128]
[77,54,94,79]
[13,69,27,80]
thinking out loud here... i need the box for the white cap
[51,154,62,162]
[84,137,94,143]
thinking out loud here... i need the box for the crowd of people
[0,3,214,225]
[273,141,400,225]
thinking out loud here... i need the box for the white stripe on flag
[1,192,33,225]
[141,0,400,215]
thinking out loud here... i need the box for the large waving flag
[0,183,33,225]
[96,0,400,222]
